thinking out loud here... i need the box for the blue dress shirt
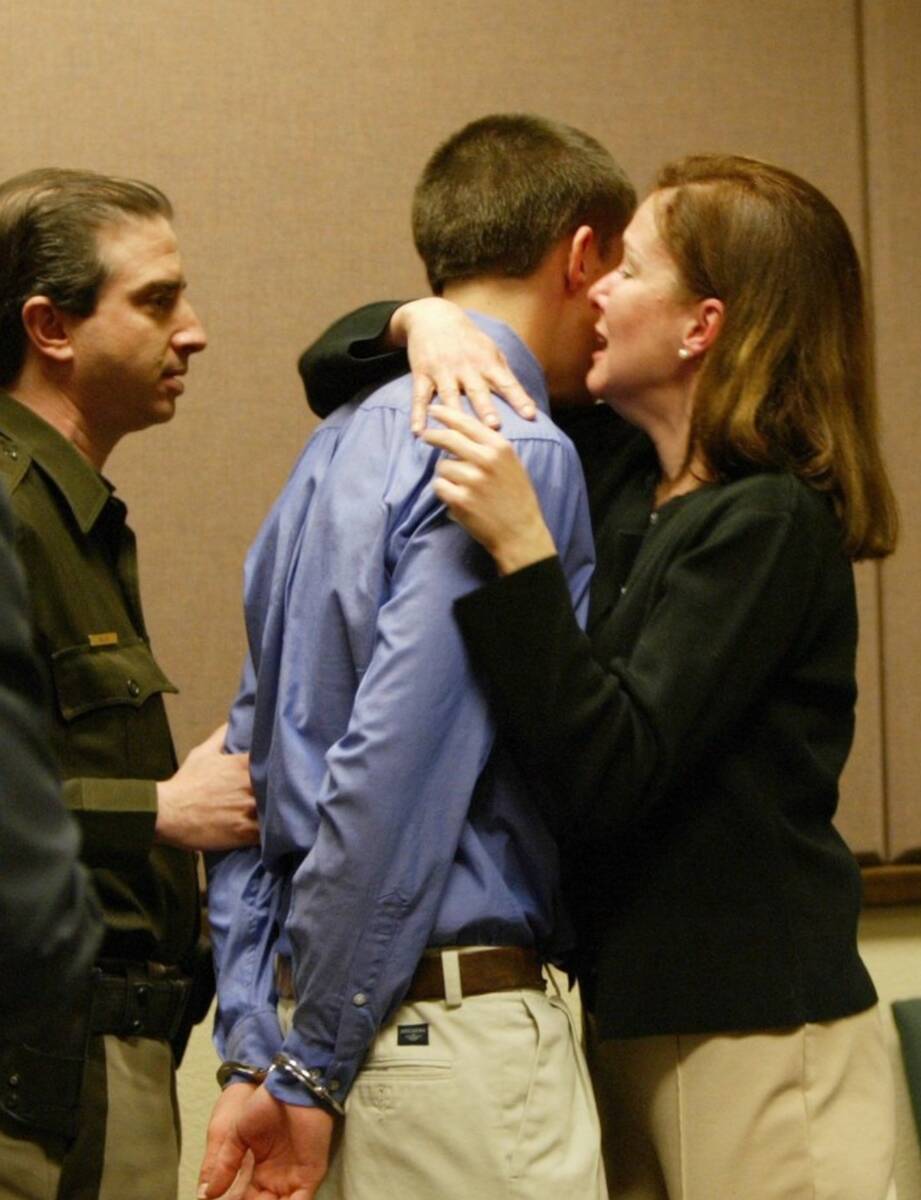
[209,314,595,1105]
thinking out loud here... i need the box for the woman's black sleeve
[454,487,845,853]
[297,301,409,417]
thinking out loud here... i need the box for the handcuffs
[216,1052,346,1117]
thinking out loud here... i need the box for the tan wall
[2,0,912,853]
[1,0,918,1194]
[863,0,921,860]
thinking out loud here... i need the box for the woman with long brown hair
[300,154,898,1199]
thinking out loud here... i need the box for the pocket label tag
[397,1023,429,1046]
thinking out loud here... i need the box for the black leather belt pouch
[0,981,93,1141]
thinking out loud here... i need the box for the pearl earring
[678,347,692,360]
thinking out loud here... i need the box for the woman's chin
[585,361,606,397]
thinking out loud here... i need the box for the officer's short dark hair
[0,168,173,386]
[412,113,635,295]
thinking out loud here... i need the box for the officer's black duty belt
[0,961,193,1141]
[90,961,192,1042]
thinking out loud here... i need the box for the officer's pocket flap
[50,638,178,720]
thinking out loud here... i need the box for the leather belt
[405,947,545,1002]
[274,947,545,1004]
[90,961,192,1041]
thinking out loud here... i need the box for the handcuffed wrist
[216,1060,268,1089]
[269,1052,346,1117]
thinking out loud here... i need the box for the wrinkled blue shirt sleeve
[208,653,283,1068]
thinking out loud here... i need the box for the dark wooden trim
[861,865,921,907]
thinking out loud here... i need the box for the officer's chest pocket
[51,638,177,718]
[49,639,178,774]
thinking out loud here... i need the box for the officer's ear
[20,296,76,366]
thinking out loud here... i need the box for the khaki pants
[279,958,608,1199]
[0,1035,179,1200]
[587,1005,896,1200]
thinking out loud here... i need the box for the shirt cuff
[223,1007,285,1070]
[62,777,158,864]
[264,1067,322,1108]
[271,1016,368,1108]
[265,1031,333,1109]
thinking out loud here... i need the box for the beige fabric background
[0,0,918,1195]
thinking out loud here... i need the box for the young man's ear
[20,296,76,365]
[565,225,626,295]
[564,225,597,294]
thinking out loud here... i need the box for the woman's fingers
[400,294,539,432]
[460,375,501,428]
[421,429,492,467]
[427,428,557,575]
[432,372,463,411]
[485,364,537,420]
[412,376,492,433]
[431,475,466,511]
[428,403,503,441]
[409,376,436,434]
[435,457,487,487]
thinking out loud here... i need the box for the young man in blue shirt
[200,114,635,1200]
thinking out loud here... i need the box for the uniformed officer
[0,168,259,1200]
[0,483,103,1039]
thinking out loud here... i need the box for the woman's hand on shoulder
[421,405,557,575]
[390,298,538,433]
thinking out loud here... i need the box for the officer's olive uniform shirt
[0,393,199,967]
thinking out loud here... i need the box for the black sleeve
[0,489,102,1037]
[297,301,410,417]
[454,487,841,852]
